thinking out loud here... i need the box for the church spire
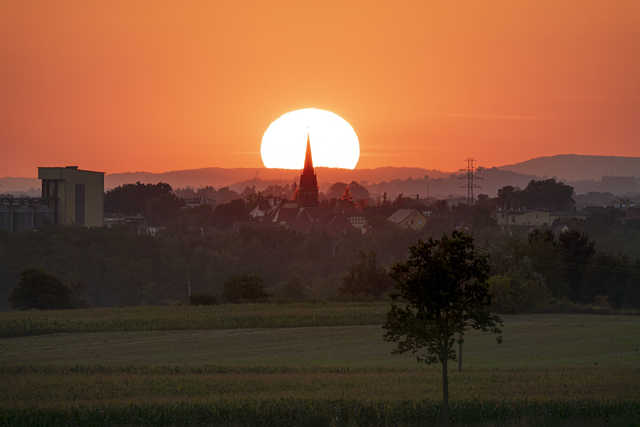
[295,133,319,207]
[303,133,314,172]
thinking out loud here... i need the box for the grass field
[0,302,388,337]
[1,304,639,426]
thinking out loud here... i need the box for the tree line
[2,221,639,311]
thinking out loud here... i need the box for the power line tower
[459,158,481,205]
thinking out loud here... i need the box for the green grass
[1,306,639,426]
[0,302,388,337]
[1,315,638,368]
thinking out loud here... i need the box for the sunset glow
[261,108,360,170]
[1,1,639,176]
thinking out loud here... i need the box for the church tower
[295,135,319,207]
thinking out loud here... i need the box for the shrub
[275,277,308,301]
[189,294,218,305]
[9,269,73,310]
[222,274,268,303]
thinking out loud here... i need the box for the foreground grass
[1,400,639,427]
[0,302,388,337]
[1,366,638,407]
[1,309,638,425]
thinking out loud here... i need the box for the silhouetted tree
[340,251,392,297]
[9,269,73,310]
[347,181,370,201]
[327,182,348,200]
[104,182,184,225]
[383,232,502,426]
[558,230,596,302]
[213,199,247,227]
[223,274,268,302]
[497,179,574,212]
[526,230,567,298]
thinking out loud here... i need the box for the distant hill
[367,167,537,199]
[0,177,40,196]
[499,154,640,182]
[4,155,640,197]
[105,167,451,190]
[0,167,450,195]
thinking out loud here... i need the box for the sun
[261,108,360,169]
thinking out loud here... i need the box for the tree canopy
[104,182,184,225]
[497,179,575,211]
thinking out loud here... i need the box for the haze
[1,0,639,177]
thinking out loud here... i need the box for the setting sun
[261,108,360,170]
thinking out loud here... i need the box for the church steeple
[303,133,314,172]
[295,134,319,207]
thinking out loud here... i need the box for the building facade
[38,166,105,227]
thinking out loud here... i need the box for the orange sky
[1,0,639,177]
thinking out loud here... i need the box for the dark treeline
[1,218,640,311]
[0,224,419,309]
[488,230,640,312]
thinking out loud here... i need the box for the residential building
[388,208,427,230]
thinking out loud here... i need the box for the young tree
[383,231,502,426]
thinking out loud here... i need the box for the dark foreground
[2,401,639,427]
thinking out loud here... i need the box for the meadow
[0,304,639,426]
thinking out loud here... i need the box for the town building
[38,166,105,227]
[388,208,427,230]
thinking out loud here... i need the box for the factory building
[38,166,105,227]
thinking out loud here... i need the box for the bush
[275,277,308,301]
[9,269,74,310]
[189,294,218,305]
[222,274,268,303]
[488,274,552,314]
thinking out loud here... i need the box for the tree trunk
[458,334,463,372]
[439,357,450,427]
